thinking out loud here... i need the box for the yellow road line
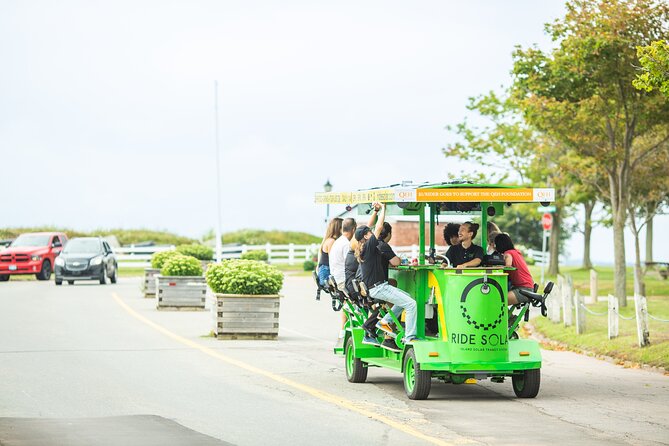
[111,292,463,446]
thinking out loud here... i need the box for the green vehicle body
[316,183,554,399]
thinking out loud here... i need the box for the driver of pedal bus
[355,203,418,343]
[444,221,484,269]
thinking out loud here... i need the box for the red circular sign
[542,213,553,231]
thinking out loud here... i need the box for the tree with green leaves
[444,92,580,276]
[511,0,669,306]
[634,40,669,97]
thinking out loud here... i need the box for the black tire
[55,279,62,285]
[68,280,75,285]
[512,369,541,398]
[99,266,106,285]
[403,348,431,400]
[110,264,117,284]
[0,275,9,282]
[345,337,368,383]
[36,260,52,281]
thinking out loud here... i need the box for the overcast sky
[1,0,665,264]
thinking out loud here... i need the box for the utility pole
[214,81,223,263]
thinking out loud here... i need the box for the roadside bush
[176,244,214,261]
[151,250,182,269]
[161,255,203,276]
[303,260,316,271]
[240,250,269,261]
[206,259,283,295]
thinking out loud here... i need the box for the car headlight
[89,256,103,266]
[31,255,42,261]
[55,257,64,266]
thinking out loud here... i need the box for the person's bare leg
[508,290,519,305]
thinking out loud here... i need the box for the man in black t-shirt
[355,213,419,347]
[445,221,484,269]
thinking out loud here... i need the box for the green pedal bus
[315,182,554,400]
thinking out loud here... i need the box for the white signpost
[540,213,552,285]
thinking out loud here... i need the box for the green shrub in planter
[206,259,283,295]
[161,255,203,276]
[303,260,316,271]
[176,244,214,261]
[240,250,269,261]
[151,250,182,269]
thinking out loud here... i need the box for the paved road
[0,276,667,446]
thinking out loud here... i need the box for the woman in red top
[493,233,534,305]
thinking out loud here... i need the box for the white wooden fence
[116,243,437,268]
[549,272,668,348]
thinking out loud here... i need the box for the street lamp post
[324,179,332,226]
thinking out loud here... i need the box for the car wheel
[37,260,52,281]
[99,267,106,285]
[55,278,62,285]
[110,264,117,284]
[68,280,75,285]
[0,274,9,282]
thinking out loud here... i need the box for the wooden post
[265,242,272,263]
[634,294,650,347]
[288,243,295,265]
[575,290,586,334]
[588,269,598,304]
[563,275,573,327]
[608,294,619,339]
[547,275,561,323]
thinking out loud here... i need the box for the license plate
[9,265,16,271]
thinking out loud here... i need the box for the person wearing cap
[354,204,418,349]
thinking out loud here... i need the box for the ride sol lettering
[451,332,508,347]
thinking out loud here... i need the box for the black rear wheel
[68,280,75,285]
[345,337,368,383]
[36,260,51,281]
[55,278,62,285]
[0,275,9,282]
[512,369,541,398]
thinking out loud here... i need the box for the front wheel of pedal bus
[403,348,431,400]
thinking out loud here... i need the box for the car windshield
[10,234,51,247]
[63,239,102,254]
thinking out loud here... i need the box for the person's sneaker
[381,338,401,352]
[362,335,380,346]
[376,321,396,338]
[401,336,422,344]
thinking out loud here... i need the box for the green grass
[530,265,669,297]
[529,266,669,370]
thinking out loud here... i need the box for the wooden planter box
[156,275,207,310]
[143,268,160,297]
[213,294,280,340]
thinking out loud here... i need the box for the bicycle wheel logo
[460,278,505,331]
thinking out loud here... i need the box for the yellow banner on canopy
[314,187,555,204]
[416,188,535,202]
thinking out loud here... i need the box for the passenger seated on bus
[444,223,461,250]
[355,204,418,348]
[494,233,534,305]
[317,218,343,287]
[344,238,362,300]
[444,222,484,269]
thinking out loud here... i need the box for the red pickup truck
[0,232,68,281]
